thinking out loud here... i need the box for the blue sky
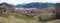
[0,0,59,5]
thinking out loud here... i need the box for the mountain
[15,4,24,8]
[24,2,41,8]
[0,2,15,8]
[15,2,55,8]
[55,3,60,7]
[0,2,55,8]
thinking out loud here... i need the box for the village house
[17,8,41,18]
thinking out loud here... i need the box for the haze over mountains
[0,2,55,8]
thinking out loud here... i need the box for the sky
[0,0,60,5]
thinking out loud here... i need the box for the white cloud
[0,0,59,5]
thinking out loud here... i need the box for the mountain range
[0,2,55,8]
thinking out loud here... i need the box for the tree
[55,3,60,19]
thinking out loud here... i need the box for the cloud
[0,0,58,5]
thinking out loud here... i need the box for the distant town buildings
[15,8,37,10]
